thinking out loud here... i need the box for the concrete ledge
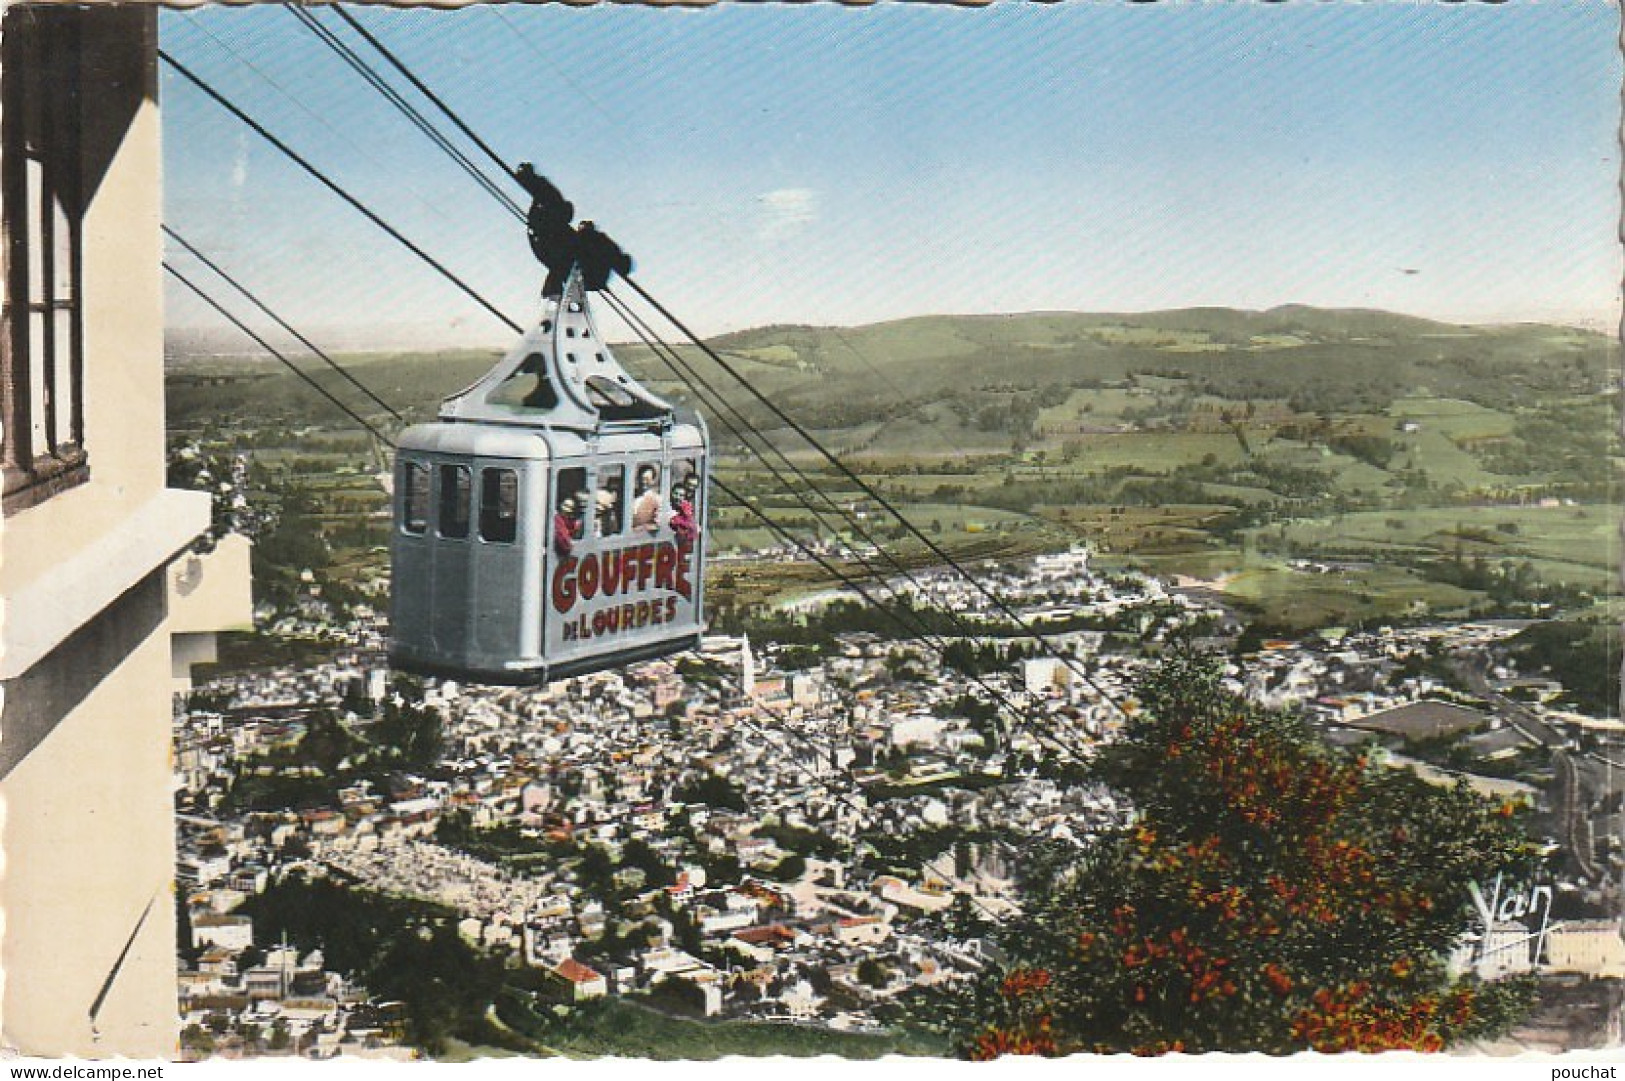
[0,571,166,780]
[1,487,210,681]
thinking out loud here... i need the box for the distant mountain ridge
[656,306,1615,428]
[709,304,1464,352]
[167,304,1610,364]
[165,305,1617,436]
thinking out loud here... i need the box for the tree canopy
[944,653,1539,1057]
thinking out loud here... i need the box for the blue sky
[162,2,1622,346]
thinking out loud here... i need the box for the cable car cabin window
[479,467,519,544]
[669,457,701,543]
[439,464,471,538]
[403,461,430,534]
[631,462,663,535]
[595,465,626,539]
[553,466,587,555]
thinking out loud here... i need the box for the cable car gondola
[390,257,708,684]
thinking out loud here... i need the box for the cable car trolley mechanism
[391,181,708,684]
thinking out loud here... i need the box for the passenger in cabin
[631,465,662,534]
[670,497,698,544]
[668,462,699,543]
[553,491,584,556]
[596,485,623,538]
[670,485,698,545]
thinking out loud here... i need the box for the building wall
[1,611,177,1056]
[1545,921,1625,977]
[169,534,255,690]
[0,6,236,1059]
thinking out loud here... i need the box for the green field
[1254,506,1617,586]
[1220,563,1480,630]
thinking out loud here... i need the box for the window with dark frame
[403,461,430,534]
[2,10,86,514]
[479,467,519,544]
[555,465,587,544]
[595,464,626,539]
[438,463,470,539]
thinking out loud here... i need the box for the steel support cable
[176,12,453,229]
[282,8,1126,722]
[602,288,1030,659]
[606,293,961,600]
[599,290,906,586]
[600,290,1097,756]
[619,275,1129,722]
[165,262,396,448]
[599,293,1050,730]
[285,5,525,223]
[608,297,1096,761]
[602,288,1102,751]
[707,473,1093,768]
[599,291,912,584]
[488,7,620,131]
[170,31,1115,746]
[611,286,1118,747]
[292,13,1096,727]
[330,5,518,184]
[164,225,404,424]
[603,289,1104,758]
[159,49,525,337]
[600,296,1094,752]
[602,294,959,652]
[290,6,520,217]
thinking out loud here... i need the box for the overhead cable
[159,48,525,336]
[285,5,524,222]
[603,288,1093,746]
[166,30,1127,730]
[165,224,405,423]
[601,286,1105,757]
[621,276,1129,722]
[330,5,518,183]
[165,261,397,448]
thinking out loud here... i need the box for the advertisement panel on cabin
[547,538,698,651]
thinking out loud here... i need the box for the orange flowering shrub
[944,653,1538,1058]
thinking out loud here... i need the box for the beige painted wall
[1,606,178,1058]
[169,533,254,637]
[0,8,224,1060]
